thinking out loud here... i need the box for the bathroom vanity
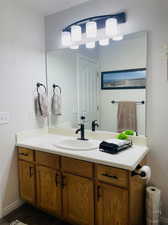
[16,24,148,225]
[17,130,148,225]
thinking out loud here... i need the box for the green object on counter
[116,133,128,140]
[123,130,135,136]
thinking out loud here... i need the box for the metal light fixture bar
[63,12,126,33]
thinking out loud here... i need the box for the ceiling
[20,0,90,16]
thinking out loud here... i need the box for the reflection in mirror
[47,31,147,135]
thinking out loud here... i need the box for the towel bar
[111,100,145,104]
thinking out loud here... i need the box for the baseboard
[161,217,168,225]
[2,199,23,217]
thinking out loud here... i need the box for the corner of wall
[2,199,24,218]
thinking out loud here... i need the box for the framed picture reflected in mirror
[101,68,146,90]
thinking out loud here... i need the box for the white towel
[51,91,62,116]
[35,92,48,118]
[105,139,130,147]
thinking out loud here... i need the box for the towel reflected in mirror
[117,101,137,133]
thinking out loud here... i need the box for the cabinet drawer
[18,148,34,162]
[61,157,93,178]
[36,151,60,170]
[96,164,128,188]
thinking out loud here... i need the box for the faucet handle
[80,115,88,124]
[92,120,99,131]
[92,120,98,125]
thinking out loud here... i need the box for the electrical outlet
[0,112,9,125]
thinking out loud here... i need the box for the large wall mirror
[47,31,147,135]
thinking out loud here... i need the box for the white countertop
[16,132,149,171]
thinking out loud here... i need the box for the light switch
[0,112,9,125]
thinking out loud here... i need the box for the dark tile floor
[0,204,70,225]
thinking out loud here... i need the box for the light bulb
[70,45,79,49]
[86,21,97,38]
[86,41,95,49]
[99,38,109,46]
[113,35,124,41]
[71,25,82,42]
[105,18,118,37]
[61,31,71,46]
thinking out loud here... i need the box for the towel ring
[36,82,47,94]
[53,84,61,94]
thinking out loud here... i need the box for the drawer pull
[101,173,118,180]
[20,153,29,157]
[61,175,66,188]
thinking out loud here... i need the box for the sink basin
[53,139,99,151]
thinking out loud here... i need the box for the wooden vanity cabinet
[18,148,34,162]
[95,164,129,225]
[18,160,36,205]
[36,166,62,216]
[36,151,62,216]
[96,182,128,225]
[18,147,146,225]
[62,173,94,225]
[61,157,94,225]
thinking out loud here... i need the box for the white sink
[53,138,99,151]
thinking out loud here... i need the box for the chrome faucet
[92,120,99,132]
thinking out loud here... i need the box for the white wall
[45,0,168,222]
[99,33,146,134]
[47,50,78,128]
[0,0,46,217]
[98,32,146,71]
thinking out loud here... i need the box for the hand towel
[99,138,132,154]
[35,92,48,118]
[51,90,62,116]
[117,101,137,133]
[105,139,130,146]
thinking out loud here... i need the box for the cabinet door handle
[29,167,34,177]
[97,185,101,201]
[55,173,59,186]
[20,153,29,156]
[61,175,66,188]
[101,173,118,180]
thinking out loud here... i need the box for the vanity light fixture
[61,31,71,46]
[70,45,79,49]
[61,12,126,49]
[86,21,97,38]
[113,34,124,41]
[99,38,109,46]
[86,41,96,49]
[105,18,118,37]
[71,25,82,42]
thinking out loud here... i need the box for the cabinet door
[36,166,61,216]
[96,183,128,225]
[63,173,94,225]
[19,160,35,204]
